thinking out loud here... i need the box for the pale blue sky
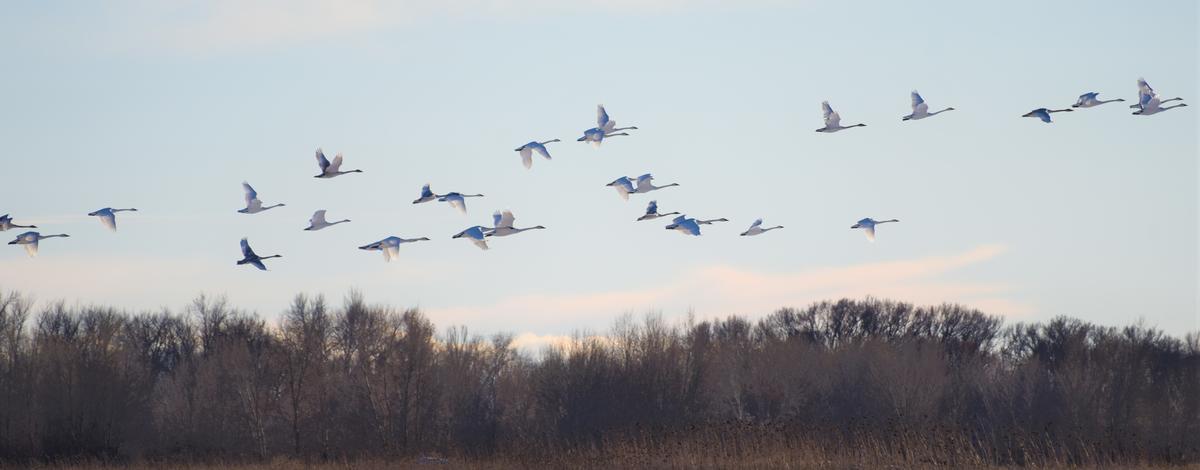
[2,0,1196,343]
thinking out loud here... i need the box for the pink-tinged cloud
[93,0,786,54]
[429,244,1032,330]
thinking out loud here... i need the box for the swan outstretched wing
[498,210,515,228]
[240,238,257,258]
[242,182,258,206]
[911,91,926,112]
[310,210,328,225]
[98,212,117,231]
[519,148,533,169]
[329,153,344,172]
[315,148,331,171]
[822,101,841,127]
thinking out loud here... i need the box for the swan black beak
[6,241,15,245]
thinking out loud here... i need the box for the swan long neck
[44,234,69,238]
[540,139,560,144]
[1161,103,1188,111]
[930,108,954,115]
[1100,99,1124,104]
[266,203,285,209]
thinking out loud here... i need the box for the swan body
[0,214,37,231]
[664,215,702,236]
[314,148,363,178]
[87,207,137,231]
[696,218,729,225]
[637,200,679,221]
[741,218,783,236]
[1072,92,1124,108]
[236,238,281,270]
[1022,108,1073,123]
[486,210,545,237]
[578,105,637,145]
[358,236,430,262]
[238,182,285,214]
[903,91,954,121]
[631,173,680,195]
[850,218,899,242]
[412,184,441,204]
[304,210,350,231]
[7,231,69,257]
[816,101,866,132]
[514,139,560,169]
[452,226,490,250]
[438,192,484,214]
[606,176,636,201]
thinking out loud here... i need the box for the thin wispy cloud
[432,244,1031,330]
[80,0,783,55]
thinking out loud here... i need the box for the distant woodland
[0,291,1196,467]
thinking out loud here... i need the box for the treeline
[0,290,1197,467]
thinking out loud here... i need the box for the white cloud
[75,0,784,55]
[429,244,1032,330]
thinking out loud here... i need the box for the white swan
[412,184,441,204]
[578,105,637,146]
[665,215,702,236]
[487,210,546,237]
[816,101,866,132]
[7,231,68,257]
[238,182,285,214]
[87,207,137,231]
[1072,92,1124,108]
[1022,108,1073,123]
[903,91,954,121]
[637,200,679,221]
[438,192,484,214]
[304,210,350,231]
[696,217,729,225]
[237,237,281,270]
[514,139,560,169]
[359,236,430,262]
[631,174,680,195]
[452,226,490,250]
[314,148,363,178]
[850,218,899,242]
[1130,77,1184,109]
[741,218,783,236]
[1132,90,1188,116]
[606,176,636,201]
[0,214,37,232]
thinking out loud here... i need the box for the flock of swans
[4,77,1188,268]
